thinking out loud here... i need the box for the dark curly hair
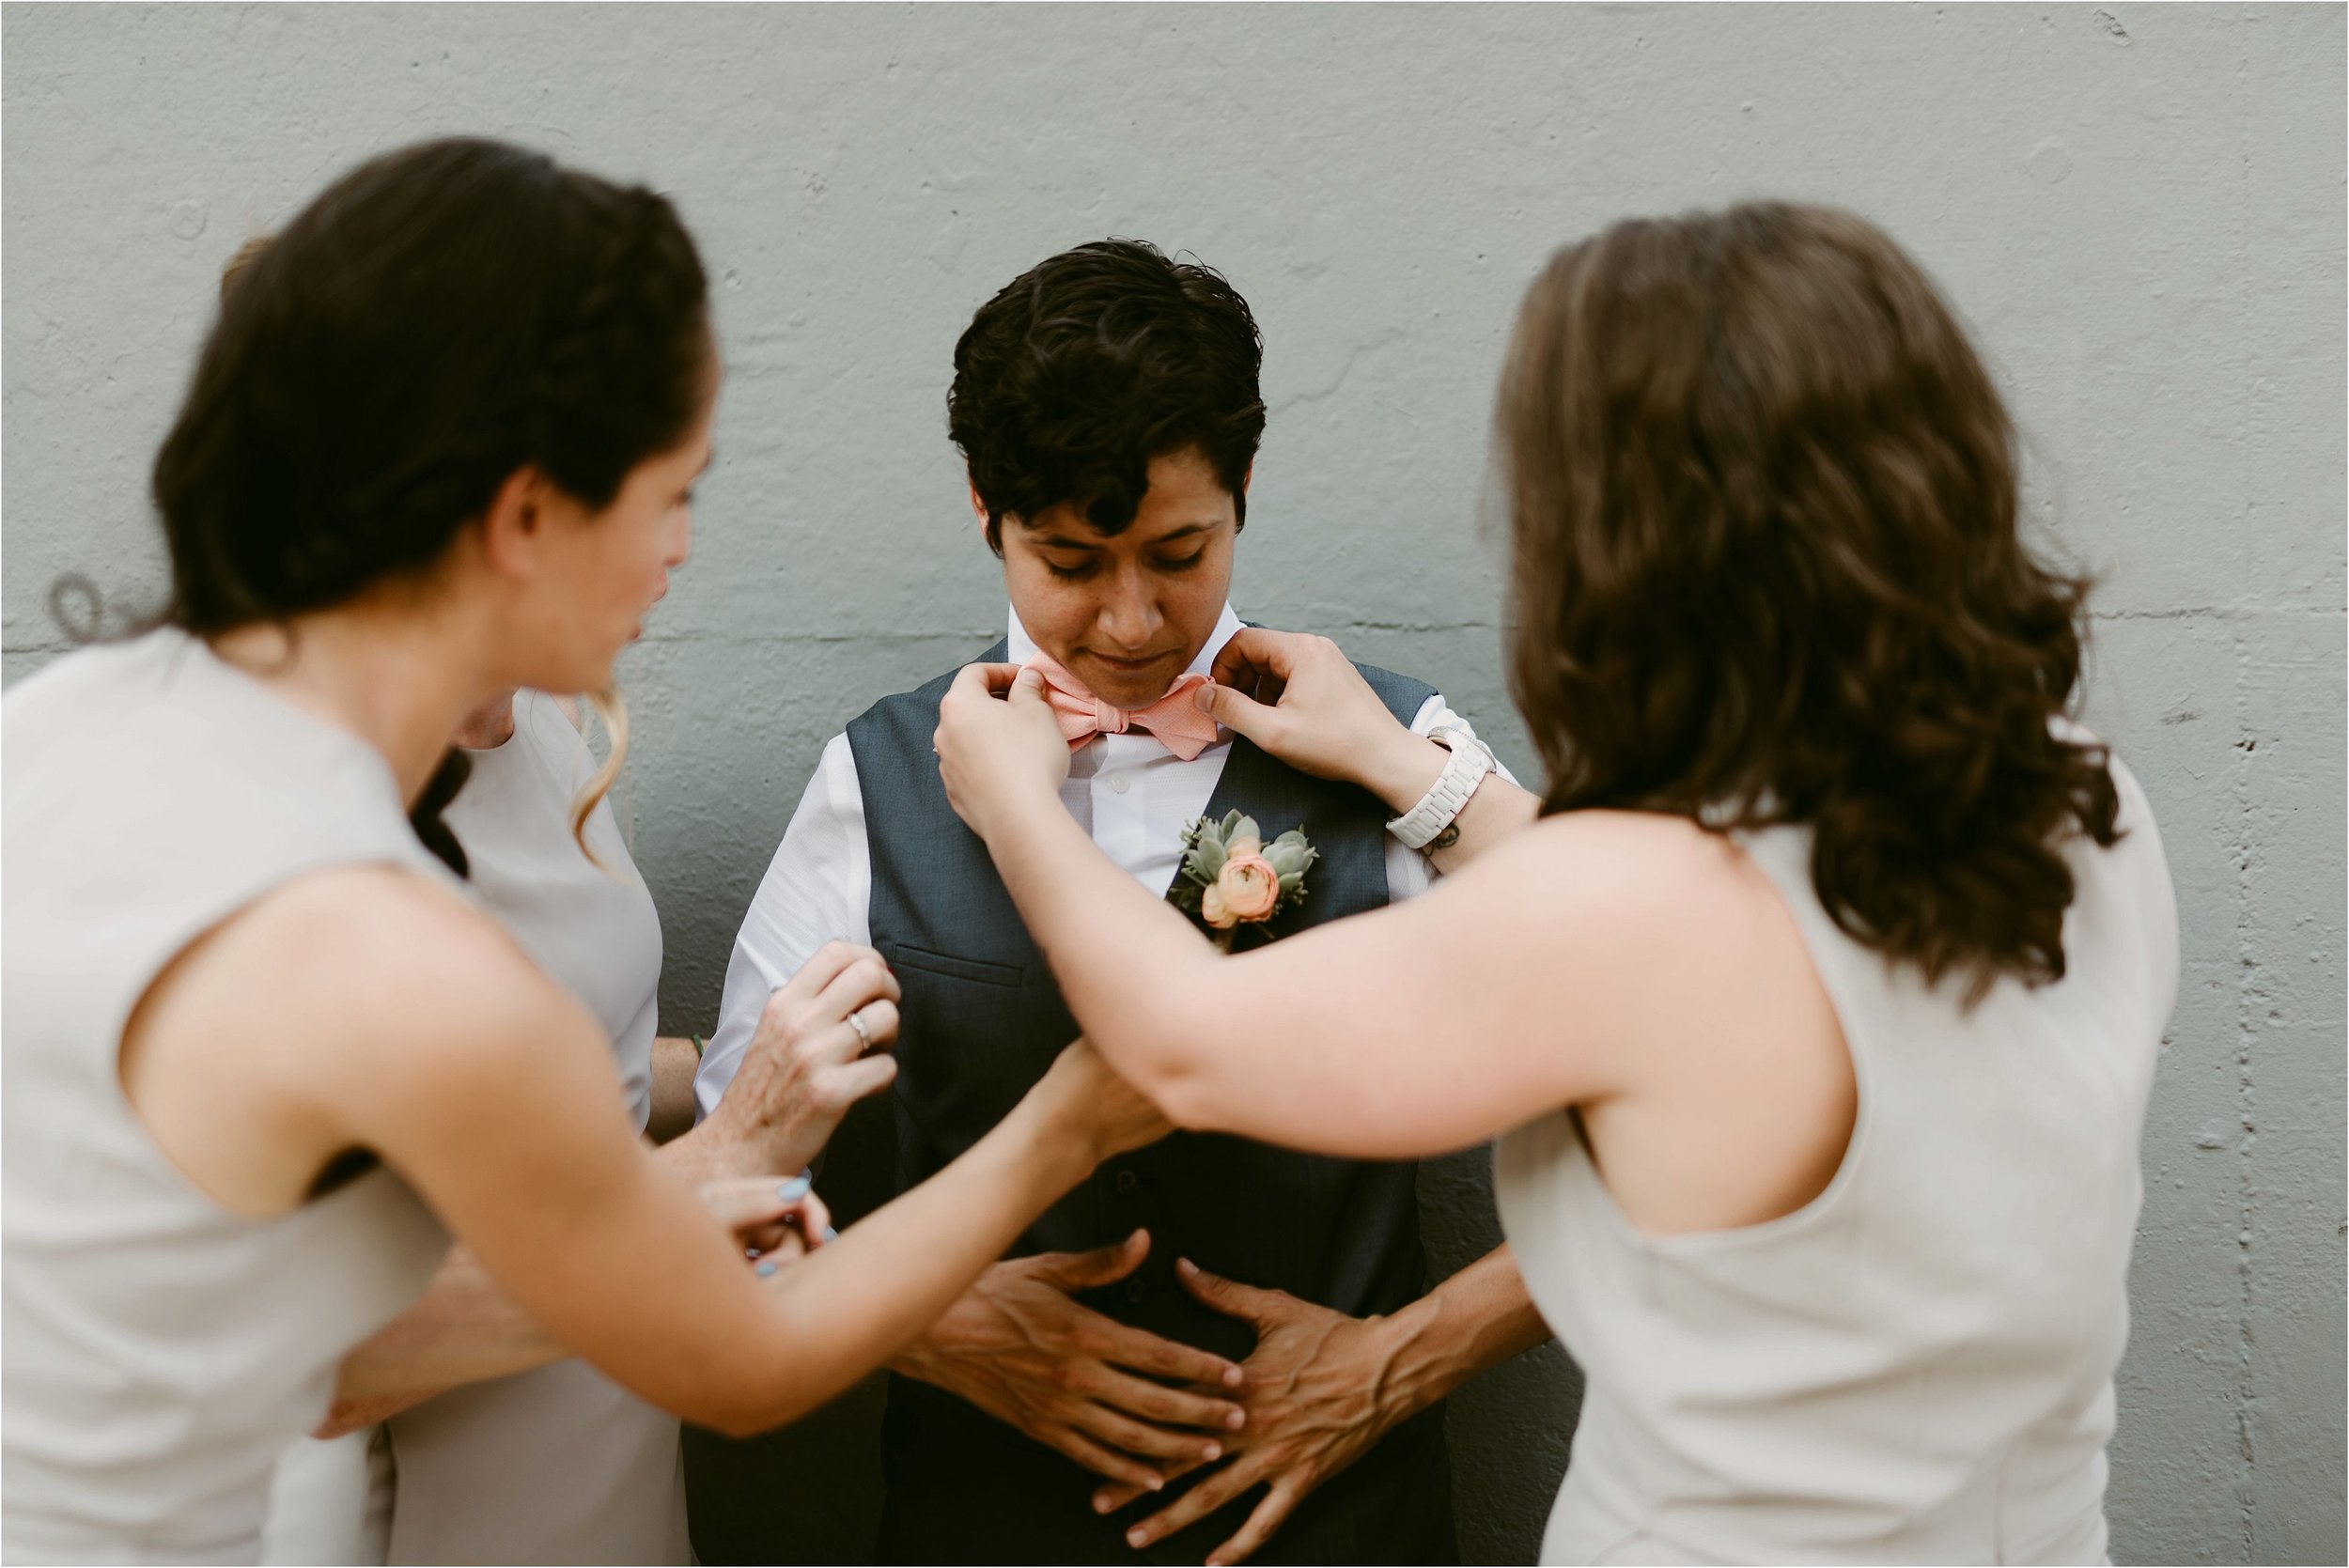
[949,239,1265,549]
[153,136,711,636]
[1501,202,2120,1001]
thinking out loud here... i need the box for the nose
[666,505,693,571]
[1096,567,1164,652]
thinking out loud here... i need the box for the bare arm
[319,939,900,1431]
[932,662,1751,1158]
[646,1035,699,1145]
[131,866,1154,1438]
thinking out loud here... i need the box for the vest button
[1113,1168,1140,1194]
[1125,1279,1149,1303]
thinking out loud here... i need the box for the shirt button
[1109,773,1130,795]
[1125,1279,1149,1303]
[1113,1168,1140,1194]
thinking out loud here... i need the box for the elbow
[1137,1053,1230,1135]
[1152,1075,1221,1133]
[700,1404,787,1442]
[1116,1006,1238,1132]
[692,1382,816,1441]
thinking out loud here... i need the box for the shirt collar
[1005,602,1244,692]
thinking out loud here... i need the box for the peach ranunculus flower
[1212,854,1282,925]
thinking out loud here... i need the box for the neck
[208,593,502,806]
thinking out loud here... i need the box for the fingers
[697,1175,803,1233]
[1194,680,1280,748]
[1089,1365,1247,1433]
[1089,1453,1213,1517]
[786,1190,832,1246]
[814,1051,898,1112]
[814,955,901,1024]
[1096,1317,1247,1389]
[1069,1401,1228,1466]
[1034,1228,1149,1291]
[1007,664,1050,705]
[1207,627,1297,694]
[775,939,886,1006]
[1042,1426,1171,1494]
[1121,1451,1268,1550]
[1207,1478,1302,1567]
[948,660,1023,700]
[1175,1258,1289,1329]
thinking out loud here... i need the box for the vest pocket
[883,944,1025,990]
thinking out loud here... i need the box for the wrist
[1365,731,1449,817]
[1002,1089,1106,1194]
[1365,1295,1476,1419]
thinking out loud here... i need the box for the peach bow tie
[1022,654,1221,762]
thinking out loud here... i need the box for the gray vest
[846,642,1456,1565]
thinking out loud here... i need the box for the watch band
[1386,726,1494,850]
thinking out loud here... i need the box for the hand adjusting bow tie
[1021,653,1221,762]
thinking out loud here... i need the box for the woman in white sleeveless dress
[933,202,2179,1564]
[264,688,698,1565]
[2,137,1176,1565]
[376,688,690,1565]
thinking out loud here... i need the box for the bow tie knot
[1022,654,1221,762]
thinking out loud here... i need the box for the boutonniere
[1169,811,1319,953]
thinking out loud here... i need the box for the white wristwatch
[1386,725,1495,851]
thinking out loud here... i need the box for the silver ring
[847,1009,872,1050]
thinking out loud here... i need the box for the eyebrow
[1034,521,1213,551]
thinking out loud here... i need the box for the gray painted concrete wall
[4,5,2341,1562]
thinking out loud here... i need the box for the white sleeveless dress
[1498,753,2178,1565]
[2,629,451,1564]
[378,691,688,1565]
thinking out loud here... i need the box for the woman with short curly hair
[933,201,2179,1564]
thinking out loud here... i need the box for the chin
[1081,663,1182,708]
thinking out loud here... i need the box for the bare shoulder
[1433,808,1813,1021]
[1456,808,1763,927]
[179,863,580,1095]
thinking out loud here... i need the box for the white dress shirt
[695,603,1501,1112]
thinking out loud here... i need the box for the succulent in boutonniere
[1169,811,1318,952]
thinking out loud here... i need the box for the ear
[967,478,989,529]
[1240,463,1252,496]
[478,465,552,581]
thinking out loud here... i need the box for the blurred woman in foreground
[2,136,1168,1564]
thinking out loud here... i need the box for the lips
[1083,650,1178,673]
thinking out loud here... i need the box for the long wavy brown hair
[1501,202,2120,1000]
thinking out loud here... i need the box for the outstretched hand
[934,661,1072,842]
[1201,629,1444,815]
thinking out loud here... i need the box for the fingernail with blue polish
[822,1225,839,1243]
[754,1260,778,1278]
[777,1176,811,1203]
